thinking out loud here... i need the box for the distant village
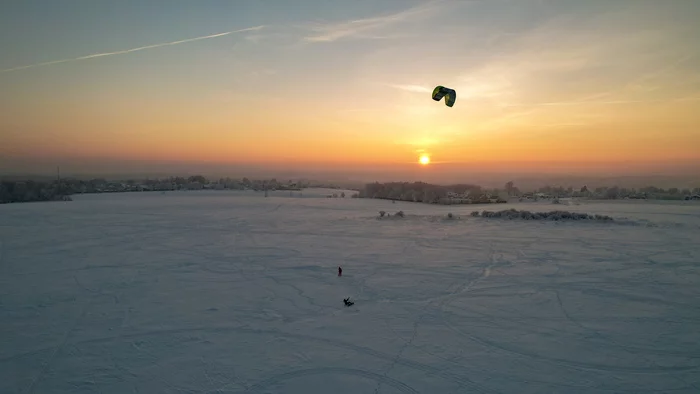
[358,181,700,205]
[0,175,698,205]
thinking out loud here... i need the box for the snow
[1,189,699,393]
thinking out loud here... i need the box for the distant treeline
[359,181,700,205]
[536,185,700,200]
[0,180,72,204]
[0,175,351,204]
[359,181,504,204]
[1,175,698,205]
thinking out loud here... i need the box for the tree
[605,186,620,199]
[0,183,11,203]
[388,187,402,200]
[505,181,514,196]
[187,175,207,184]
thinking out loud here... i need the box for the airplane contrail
[0,25,264,74]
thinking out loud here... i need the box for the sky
[1,0,700,181]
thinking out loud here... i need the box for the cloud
[301,0,448,43]
[387,84,432,93]
[244,34,265,44]
[0,25,265,74]
[448,2,700,110]
[242,30,293,44]
[507,97,700,107]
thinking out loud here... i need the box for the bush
[379,210,386,217]
[471,209,614,221]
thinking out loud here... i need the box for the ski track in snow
[1,189,699,393]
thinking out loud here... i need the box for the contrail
[0,25,264,74]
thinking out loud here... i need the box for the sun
[419,154,431,165]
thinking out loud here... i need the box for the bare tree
[505,181,514,196]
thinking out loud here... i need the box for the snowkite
[432,85,456,107]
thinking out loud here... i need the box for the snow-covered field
[1,189,699,393]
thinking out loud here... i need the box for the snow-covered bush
[472,209,614,221]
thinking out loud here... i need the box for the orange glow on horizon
[2,1,700,176]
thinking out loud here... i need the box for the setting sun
[419,155,431,165]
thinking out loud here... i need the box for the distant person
[343,297,354,307]
[338,266,342,276]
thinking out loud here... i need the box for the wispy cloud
[244,30,283,44]
[387,84,432,93]
[505,97,700,107]
[1,25,264,74]
[302,1,447,43]
[448,3,700,110]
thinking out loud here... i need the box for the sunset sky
[1,0,699,179]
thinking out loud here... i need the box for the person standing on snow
[338,266,342,276]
